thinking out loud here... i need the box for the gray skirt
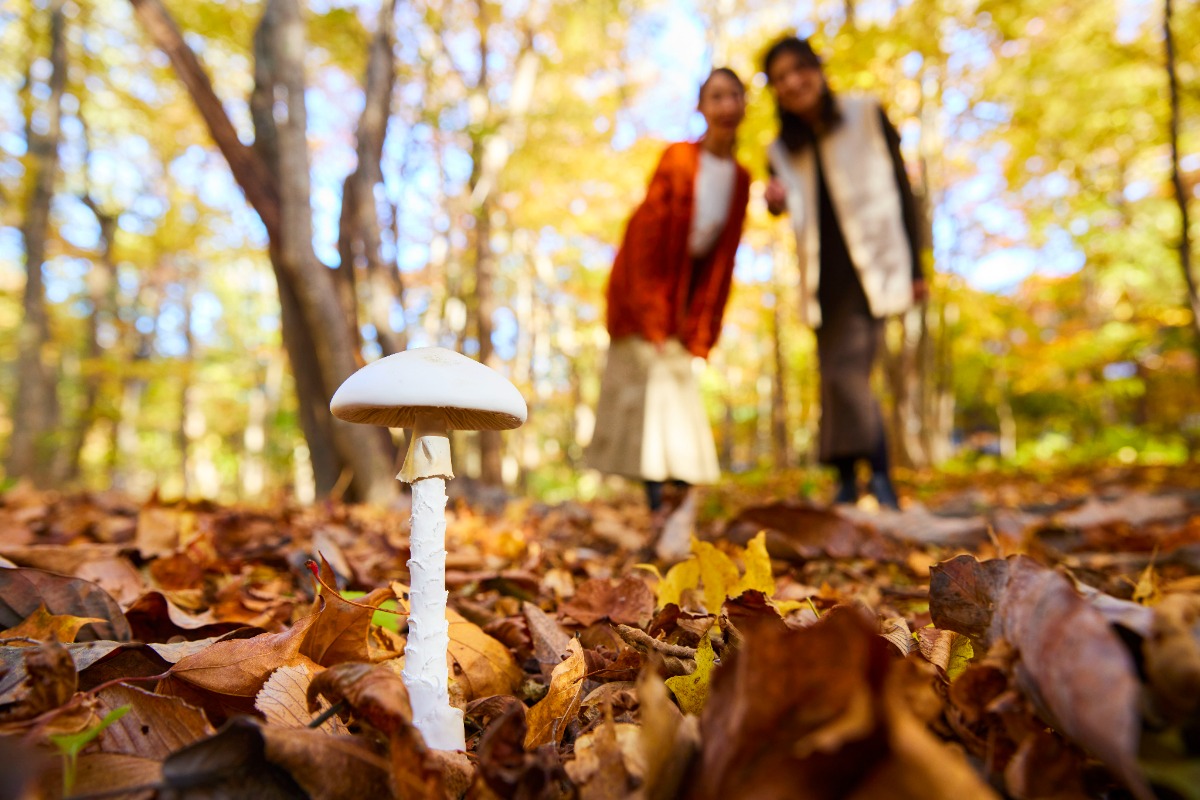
[584,337,721,484]
[816,297,885,463]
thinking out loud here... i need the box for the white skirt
[584,337,721,485]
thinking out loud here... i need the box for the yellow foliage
[650,532,776,614]
[665,632,715,715]
[694,541,741,615]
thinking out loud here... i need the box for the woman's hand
[764,178,788,216]
[912,278,929,304]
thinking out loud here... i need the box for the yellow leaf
[657,558,699,609]
[525,639,586,749]
[946,635,974,681]
[693,541,739,614]
[734,532,775,597]
[665,633,715,715]
[1,605,107,643]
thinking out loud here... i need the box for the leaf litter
[0,465,1198,798]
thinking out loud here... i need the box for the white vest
[769,95,913,328]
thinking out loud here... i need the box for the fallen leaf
[686,608,999,800]
[474,704,572,800]
[94,683,214,758]
[260,723,395,800]
[71,753,161,799]
[306,661,412,734]
[167,612,319,697]
[256,664,347,734]
[1143,593,1200,725]
[0,567,130,641]
[915,627,974,681]
[159,716,354,799]
[665,632,715,715]
[734,532,775,597]
[523,601,572,681]
[637,669,700,800]
[693,542,740,615]
[447,606,524,701]
[561,577,654,627]
[301,559,390,666]
[724,502,899,561]
[566,712,638,799]
[0,604,106,643]
[656,559,701,611]
[0,638,77,723]
[879,617,913,657]
[930,555,1152,800]
[525,638,586,749]
[135,505,193,559]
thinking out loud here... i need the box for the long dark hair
[762,36,841,154]
[698,67,745,103]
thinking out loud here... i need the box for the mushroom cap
[330,347,528,430]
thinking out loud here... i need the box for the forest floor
[1,464,1199,799]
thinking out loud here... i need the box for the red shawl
[605,142,751,359]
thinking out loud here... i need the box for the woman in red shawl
[586,68,750,559]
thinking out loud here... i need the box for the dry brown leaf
[256,663,348,734]
[637,669,699,800]
[880,616,913,657]
[0,543,122,577]
[300,559,389,667]
[124,591,225,639]
[0,638,77,723]
[524,638,586,750]
[0,604,106,643]
[1143,592,1200,724]
[686,608,998,800]
[474,704,572,800]
[724,502,901,562]
[94,683,214,758]
[75,557,145,609]
[71,753,162,799]
[566,713,639,800]
[447,606,524,701]
[167,612,319,697]
[931,555,1152,800]
[306,661,412,734]
[561,577,654,628]
[524,601,572,681]
[135,505,193,559]
[260,724,394,800]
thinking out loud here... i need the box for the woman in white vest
[762,36,926,509]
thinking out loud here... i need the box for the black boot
[833,480,859,505]
[867,472,900,510]
[831,457,858,505]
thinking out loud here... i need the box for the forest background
[1,0,1198,506]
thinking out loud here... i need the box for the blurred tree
[129,0,396,502]
[7,0,66,486]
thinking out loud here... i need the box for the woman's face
[698,73,746,137]
[767,50,824,119]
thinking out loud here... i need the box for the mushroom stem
[399,414,464,750]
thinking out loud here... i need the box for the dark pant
[645,479,690,511]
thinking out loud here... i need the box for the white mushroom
[330,347,527,750]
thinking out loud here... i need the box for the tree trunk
[1165,0,1200,356]
[130,0,396,503]
[340,0,403,358]
[7,0,66,486]
[59,193,118,485]
[770,246,791,469]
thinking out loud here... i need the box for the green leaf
[341,591,402,632]
[51,705,131,793]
